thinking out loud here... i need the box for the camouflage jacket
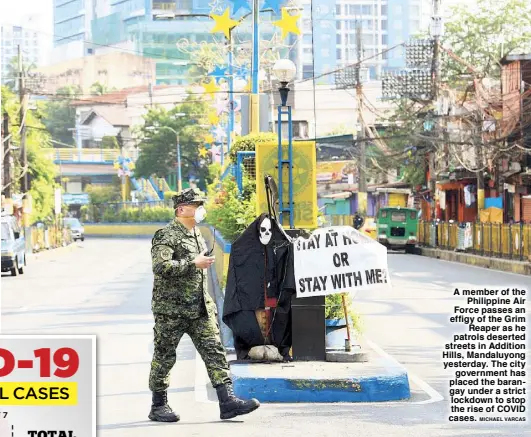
[151,219,216,319]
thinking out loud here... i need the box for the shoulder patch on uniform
[160,247,172,261]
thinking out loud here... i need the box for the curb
[230,362,410,403]
[418,247,531,275]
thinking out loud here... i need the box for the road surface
[1,239,530,437]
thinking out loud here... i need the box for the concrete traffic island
[229,348,411,403]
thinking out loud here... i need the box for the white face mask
[194,205,207,223]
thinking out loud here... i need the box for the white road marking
[365,338,445,405]
[194,350,216,403]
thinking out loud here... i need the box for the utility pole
[2,112,11,198]
[355,22,367,215]
[429,0,442,220]
[176,133,182,193]
[18,45,28,194]
[250,0,260,133]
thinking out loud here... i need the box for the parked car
[1,215,26,276]
[64,217,85,242]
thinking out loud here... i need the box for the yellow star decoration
[210,8,239,39]
[272,8,301,40]
[208,112,220,125]
[202,79,219,99]
[204,133,215,144]
[199,147,209,158]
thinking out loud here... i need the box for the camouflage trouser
[148,313,232,392]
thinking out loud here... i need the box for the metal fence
[418,221,531,262]
[81,201,172,223]
[235,151,256,193]
[31,224,73,252]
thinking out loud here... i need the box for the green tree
[41,85,82,147]
[3,56,37,92]
[1,86,58,222]
[134,94,210,187]
[443,0,531,80]
[101,135,120,149]
[90,82,115,96]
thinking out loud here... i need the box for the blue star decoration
[208,65,228,84]
[261,0,283,15]
[234,64,250,79]
[229,0,251,15]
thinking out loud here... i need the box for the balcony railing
[46,148,123,163]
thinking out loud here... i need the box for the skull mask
[259,217,272,245]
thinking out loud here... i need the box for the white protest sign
[293,226,391,298]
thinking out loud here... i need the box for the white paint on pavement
[365,339,444,405]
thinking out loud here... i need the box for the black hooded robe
[222,213,295,360]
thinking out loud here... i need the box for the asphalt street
[1,238,530,437]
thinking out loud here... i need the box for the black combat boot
[216,383,260,420]
[148,391,180,422]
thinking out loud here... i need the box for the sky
[0,0,53,33]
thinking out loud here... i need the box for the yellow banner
[0,382,78,406]
[255,141,317,229]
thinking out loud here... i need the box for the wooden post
[341,293,352,352]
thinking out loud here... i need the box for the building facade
[1,21,44,84]
[298,0,432,83]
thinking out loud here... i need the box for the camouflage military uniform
[148,189,231,393]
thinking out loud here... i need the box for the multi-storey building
[52,0,292,85]
[1,21,44,84]
[298,0,432,83]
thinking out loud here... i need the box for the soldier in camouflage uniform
[148,188,260,422]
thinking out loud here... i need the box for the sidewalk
[28,242,79,262]
[418,247,531,275]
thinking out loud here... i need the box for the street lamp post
[146,115,185,192]
[272,58,297,228]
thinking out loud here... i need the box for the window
[336,4,341,15]
[381,5,387,15]
[391,211,407,222]
[336,34,341,44]
[382,34,388,45]
[363,19,373,30]
[410,211,417,220]
[349,5,356,15]
[363,34,374,45]
[381,19,387,30]
[336,48,342,60]
[336,20,341,30]
[362,5,372,15]
[303,34,312,44]
[349,20,356,29]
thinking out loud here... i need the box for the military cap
[172,188,207,209]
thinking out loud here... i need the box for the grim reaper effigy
[222,176,296,361]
